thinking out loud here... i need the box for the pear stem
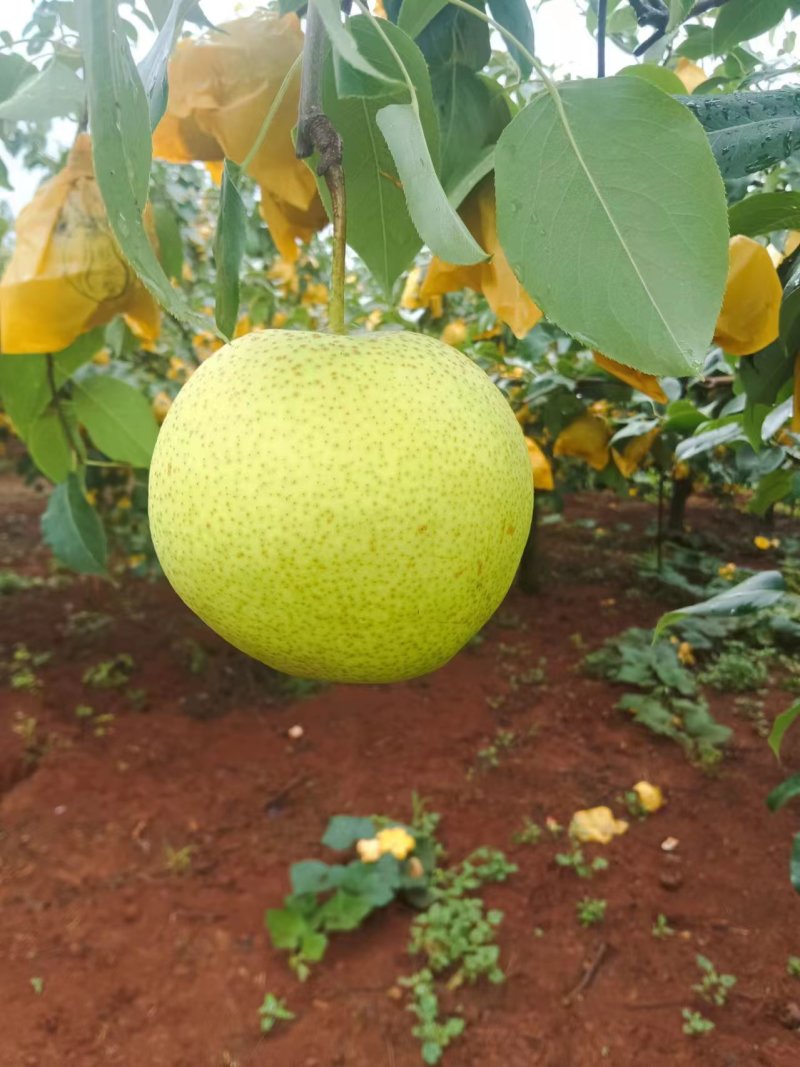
[296,1,347,335]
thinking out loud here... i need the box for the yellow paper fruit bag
[0,134,160,354]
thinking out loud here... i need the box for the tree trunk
[518,507,542,594]
[667,477,693,534]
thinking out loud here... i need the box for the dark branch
[633,0,730,56]
[597,0,608,76]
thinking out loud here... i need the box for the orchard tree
[0,0,798,679]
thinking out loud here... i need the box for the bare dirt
[1,476,799,1067]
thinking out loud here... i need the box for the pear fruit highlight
[148,330,533,683]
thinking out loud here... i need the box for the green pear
[148,329,533,683]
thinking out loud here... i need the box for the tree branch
[633,0,731,56]
[597,0,608,77]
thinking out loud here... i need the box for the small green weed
[787,955,800,978]
[0,571,39,594]
[700,646,769,692]
[682,1008,715,1036]
[258,993,294,1035]
[29,977,44,995]
[576,898,606,927]
[556,842,608,880]
[652,914,675,939]
[692,954,736,1006]
[83,654,134,689]
[11,712,48,764]
[6,645,51,691]
[75,704,115,737]
[164,844,194,875]
[470,728,516,775]
[63,611,112,640]
[512,818,542,846]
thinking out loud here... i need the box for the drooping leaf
[738,340,795,405]
[152,202,184,281]
[712,0,790,55]
[683,90,800,179]
[714,236,782,356]
[612,427,661,478]
[675,419,746,460]
[0,59,86,123]
[138,0,201,128]
[76,0,209,333]
[496,78,729,378]
[322,15,439,293]
[768,701,800,760]
[617,64,686,95]
[377,103,487,266]
[41,473,108,575]
[73,376,159,467]
[748,468,795,515]
[214,160,247,339]
[593,353,668,404]
[767,773,800,812]
[430,63,508,196]
[487,0,535,77]
[728,192,800,238]
[782,255,800,366]
[397,0,448,38]
[27,408,75,483]
[654,570,786,639]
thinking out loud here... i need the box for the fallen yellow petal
[569,806,629,844]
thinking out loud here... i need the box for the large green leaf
[738,340,794,405]
[684,91,800,179]
[138,0,200,128]
[712,0,790,55]
[152,202,184,282]
[748,468,797,515]
[487,0,535,77]
[315,0,397,95]
[0,331,104,439]
[654,570,786,639]
[322,16,439,293]
[675,419,746,460]
[0,53,36,104]
[667,0,694,32]
[0,59,86,123]
[729,191,800,237]
[41,474,108,575]
[73,376,159,467]
[321,816,376,850]
[617,64,686,95]
[389,0,490,70]
[377,103,486,265]
[495,78,729,378]
[397,0,448,37]
[769,701,800,760]
[431,63,508,196]
[214,160,247,339]
[76,0,210,333]
[27,408,74,483]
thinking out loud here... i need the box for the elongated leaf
[748,468,796,515]
[447,145,494,208]
[315,0,396,93]
[76,0,210,333]
[654,570,786,638]
[684,90,800,178]
[214,160,247,339]
[767,773,800,812]
[782,256,800,364]
[792,833,800,894]
[0,59,86,122]
[322,16,439,293]
[27,408,74,483]
[0,331,104,439]
[398,0,448,37]
[496,78,728,378]
[769,701,800,760]
[152,202,184,282]
[728,191,800,237]
[712,0,790,55]
[138,0,199,128]
[73,376,159,467]
[41,473,107,575]
[762,396,793,440]
[487,0,535,77]
[739,340,794,405]
[377,103,486,265]
[675,419,745,459]
[431,63,507,196]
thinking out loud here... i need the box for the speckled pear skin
[148,329,533,683]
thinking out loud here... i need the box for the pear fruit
[148,329,533,683]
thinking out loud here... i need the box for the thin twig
[46,355,81,470]
[597,0,607,78]
[634,0,730,55]
[562,942,609,1005]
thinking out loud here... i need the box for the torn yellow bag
[0,134,160,354]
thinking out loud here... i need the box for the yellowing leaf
[632,781,664,813]
[152,12,324,262]
[612,426,661,478]
[570,806,629,844]
[553,413,611,471]
[714,235,782,357]
[0,135,160,354]
[420,176,542,339]
[525,436,554,490]
[593,352,668,404]
[674,58,707,93]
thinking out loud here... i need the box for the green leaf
[27,408,74,483]
[487,0,535,77]
[41,473,107,575]
[76,0,211,334]
[767,773,800,812]
[0,53,36,104]
[321,815,376,851]
[392,0,490,70]
[654,570,786,639]
[214,160,247,339]
[749,467,795,516]
[761,396,793,441]
[0,332,103,438]
[290,860,345,896]
[265,906,308,950]
[616,64,686,95]
[496,78,729,378]
[73,376,159,467]
[663,399,707,435]
[138,0,199,128]
[675,419,746,460]
[447,145,494,209]
[728,191,800,237]
[152,201,184,282]
[377,103,487,265]
[316,890,375,932]
[738,340,794,405]
[398,0,448,38]
[712,0,790,55]
[0,59,86,123]
[791,833,800,894]
[768,701,800,760]
[667,0,694,32]
[742,401,769,451]
[675,25,715,60]
[683,90,800,179]
[322,16,439,293]
[431,64,508,196]
[315,0,397,94]
[300,930,328,961]
[781,255,800,364]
